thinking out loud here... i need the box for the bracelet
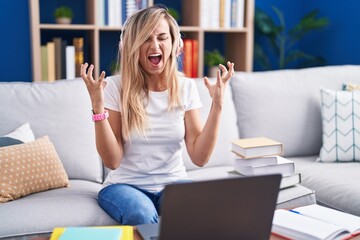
[92,110,109,122]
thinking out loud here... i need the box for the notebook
[137,174,281,240]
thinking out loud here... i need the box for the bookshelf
[29,0,254,82]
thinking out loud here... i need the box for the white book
[228,171,300,189]
[209,0,220,28]
[224,0,232,28]
[234,156,294,176]
[108,0,117,26]
[272,204,360,240]
[114,0,122,27]
[65,46,75,79]
[200,0,209,28]
[96,0,105,26]
[234,155,278,167]
[236,0,245,28]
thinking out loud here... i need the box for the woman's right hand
[80,63,107,113]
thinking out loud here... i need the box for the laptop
[137,174,281,240]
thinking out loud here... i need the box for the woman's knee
[98,184,158,225]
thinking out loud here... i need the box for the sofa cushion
[0,180,118,239]
[0,79,103,183]
[291,155,360,216]
[182,78,238,170]
[231,65,360,157]
[0,136,69,203]
[319,89,360,162]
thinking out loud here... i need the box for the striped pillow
[318,89,360,162]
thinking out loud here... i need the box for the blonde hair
[119,5,182,140]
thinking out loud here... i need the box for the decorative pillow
[0,136,69,203]
[318,89,360,162]
[343,83,360,91]
[0,137,23,147]
[2,122,35,143]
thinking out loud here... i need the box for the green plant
[109,59,120,75]
[168,8,181,22]
[204,49,225,67]
[53,6,74,19]
[254,6,329,70]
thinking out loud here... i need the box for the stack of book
[182,39,199,78]
[40,37,84,81]
[229,137,301,189]
[200,0,245,28]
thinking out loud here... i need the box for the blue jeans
[98,184,163,225]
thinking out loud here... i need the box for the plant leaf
[254,43,272,70]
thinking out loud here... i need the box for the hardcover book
[231,137,283,159]
[228,171,301,189]
[233,156,294,176]
[272,204,360,240]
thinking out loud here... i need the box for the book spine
[46,42,56,82]
[73,38,84,77]
[192,39,199,78]
[182,39,193,78]
[40,45,48,81]
[236,0,245,28]
[53,37,62,80]
[66,46,75,79]
[61,40,67,79]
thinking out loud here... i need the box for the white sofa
[2,65,358,239]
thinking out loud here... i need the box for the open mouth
[148,53,162,65]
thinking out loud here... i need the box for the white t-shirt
[103,75,202,192]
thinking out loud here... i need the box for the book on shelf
[272,204,360,240]
[66,46,75,79]
[53,37,62,80]
[201,0,244,28]
[40,45,48,81]
[46,41,56,82]
[231,137,284,159]
[50,226,134,240]
[228,170,301,189]
[73,37,84,78]
[182,39,199,78]
[41,38,75,81]
[233,156,294,176]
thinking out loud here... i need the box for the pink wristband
[92,110,109,122]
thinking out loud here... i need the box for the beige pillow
[0,136,69,203]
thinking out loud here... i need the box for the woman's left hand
[204,61,234,105]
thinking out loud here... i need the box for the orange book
[73,37,84,77]
[182,39,193,77]
[191,39,199,78]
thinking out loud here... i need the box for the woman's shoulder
[178,75,197,89]
[105,75,121,89]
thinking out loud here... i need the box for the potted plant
[254,6,329,70]
[54,6,74,24]
[204,49,225,77]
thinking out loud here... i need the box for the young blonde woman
[81,5,234,225]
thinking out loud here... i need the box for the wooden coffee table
[30,230,286,240]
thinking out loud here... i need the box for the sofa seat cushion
[0,180,117,239]
[0,79,103,183]
[290,155,360,216]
